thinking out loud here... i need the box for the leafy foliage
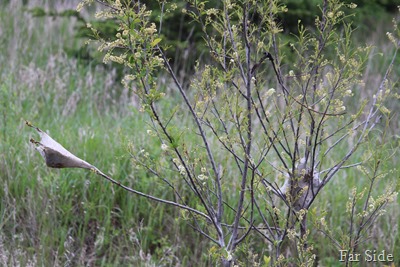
[76,0,399,265]
[0,0,398,266]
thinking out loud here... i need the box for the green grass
[0,1,399,266]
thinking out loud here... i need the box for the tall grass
[0,1,202,266]
[0,0,398,266]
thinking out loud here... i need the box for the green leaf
[28,7,46,17]
[263,255,271,266]
[151,38,162,47]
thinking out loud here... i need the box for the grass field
[0,0,399,266]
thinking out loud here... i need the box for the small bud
[161,143,168,151]
[265,88,276,97]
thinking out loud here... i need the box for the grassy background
[0,0,399,266]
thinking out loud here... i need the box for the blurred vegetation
[0,0,398,266]
[25,0,400,85]
[283,0,399,30]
